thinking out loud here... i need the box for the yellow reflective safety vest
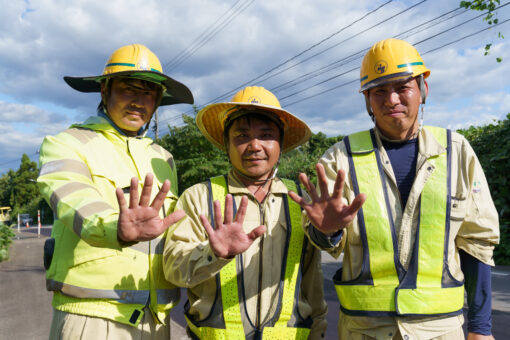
[185,175,311,340]
[38,115,180,326]
[335,127,464,316]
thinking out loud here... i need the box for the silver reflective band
[40,159,92,180]
[50,182,99,214]
[73,201,113,236]
[128,237,166,255]
[47,279,179,305]
[64,128,98,144]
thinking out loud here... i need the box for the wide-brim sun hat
[196,86,311,153]
[63,44,193,106]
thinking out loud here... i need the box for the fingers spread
[332,169,346,199]
[129,177,139,209]
[200,214,214,238]
[288,191,304,205]
[151,180,170,210]
[235,196,248,224]
[116,187,127,211]
[316,163,330,199]
[224,194,233,225]
[139,173,154,207]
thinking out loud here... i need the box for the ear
[419,79,429,104]
[100,80,107,107]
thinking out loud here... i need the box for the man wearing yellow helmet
[37,44,194,339]
[290,39,499,339]
[163,86,328,339]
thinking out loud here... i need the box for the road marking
[492,271,509,277]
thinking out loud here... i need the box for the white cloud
[1,0,510,172]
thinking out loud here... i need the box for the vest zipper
[255,201,265,330]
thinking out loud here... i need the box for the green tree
[0,154,52,225]
[460,0,504,62]
[458,113,510,264]
[156,114,230,194]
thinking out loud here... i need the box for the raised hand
[288,163,366,235]
[116,173,185,242]
[200,194,266,259]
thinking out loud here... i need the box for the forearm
[460,249,493,336]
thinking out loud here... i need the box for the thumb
[164,209,186,227]
[247,225,266,241]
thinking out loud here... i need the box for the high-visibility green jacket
[335,127,464,316]
[38,115,179,326]
[185,175,311,339]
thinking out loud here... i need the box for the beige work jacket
[312,126,499,340]
[163,171,328,339]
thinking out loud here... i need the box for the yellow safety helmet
[64,44,193,106]
[196,86,311,153]
[359,38,430,93]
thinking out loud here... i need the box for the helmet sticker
[374,60,388,75]
[248,96,261,104]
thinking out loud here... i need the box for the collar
[226,169,289,196]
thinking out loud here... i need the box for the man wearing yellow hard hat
[290,39,499,339]
[163,86,328,339]
[37,44,193,339]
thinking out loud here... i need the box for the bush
[0,222,15,262]
[458,114,510,265]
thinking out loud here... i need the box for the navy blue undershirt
[381,137,492,335]
[381,138,418,208]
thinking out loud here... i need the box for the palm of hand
[201,194,266,259]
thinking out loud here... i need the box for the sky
[1,0,509,174]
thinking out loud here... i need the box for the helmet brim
[64,70,194,106]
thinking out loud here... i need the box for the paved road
[1,226,509,339]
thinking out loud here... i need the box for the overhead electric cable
[163,0,254,72]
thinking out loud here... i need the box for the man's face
[102,78,160,136]
[366,77,427,140]
[227,116,281,181]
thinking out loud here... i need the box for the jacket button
[404,335,409,340]
[427,166,432,171]
[207,255,212,261]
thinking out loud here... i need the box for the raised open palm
[200,194,266,259]
[288,163,366,235]
[116,173,185,242]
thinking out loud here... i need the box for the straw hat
[196,86,311,153]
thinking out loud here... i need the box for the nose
[384,89,400,106]
[246,138,262,151]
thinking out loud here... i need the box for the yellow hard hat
[64,44,193,106]
[360,38,430,92]
[196,86,311,153]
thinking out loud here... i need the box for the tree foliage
[0,154,52,226]
[460,0,504,62]
[458,113,510,264]
[156,114,230,194]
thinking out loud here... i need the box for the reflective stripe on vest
[335,127,464,316]
[186,175,310,339]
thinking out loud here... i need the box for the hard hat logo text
[374,60,388,75]
[248,96,261,104]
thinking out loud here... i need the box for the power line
[201,0,396,106]
[156,3,509,136]
[163,0,254,72]
[274,6,493,102]
[157,0,397,126]
[283,16,510,108]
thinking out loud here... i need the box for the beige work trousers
[49,308,170,340]
[339,327,465,340]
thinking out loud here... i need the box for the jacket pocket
[450,196,467,221]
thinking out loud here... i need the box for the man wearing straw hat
[37,44,193,339]
[163,86,327,339]
[289,38,499,339]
